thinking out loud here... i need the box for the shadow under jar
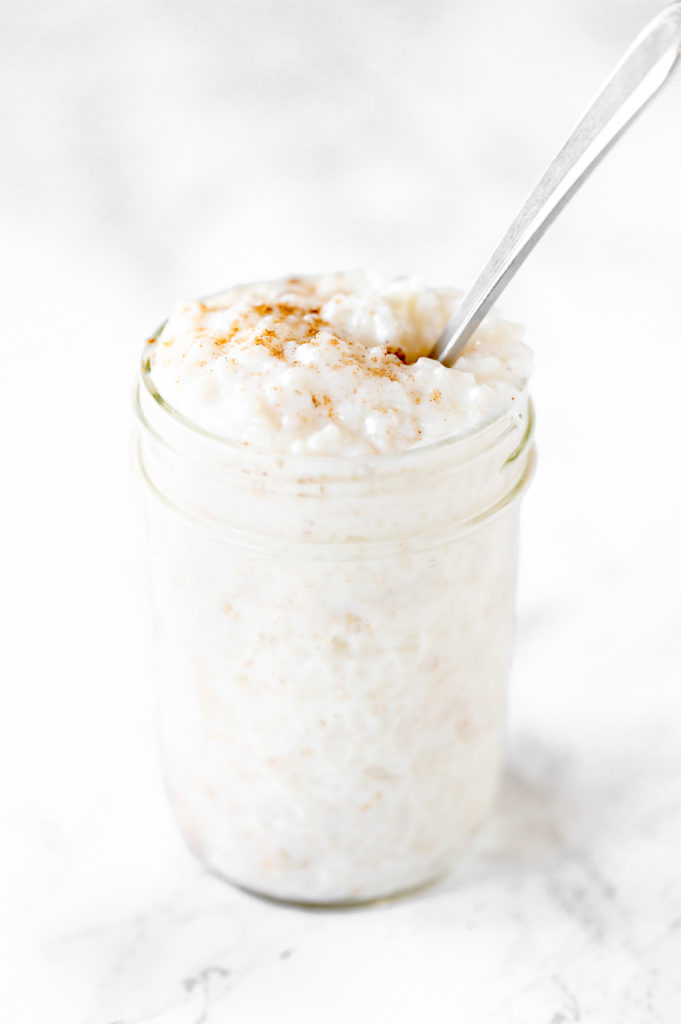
[134,355,535,906]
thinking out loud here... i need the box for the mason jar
[133,348,535,906]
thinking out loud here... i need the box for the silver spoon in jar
[433,2,681,367]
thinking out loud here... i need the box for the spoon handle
[433,2,681,367]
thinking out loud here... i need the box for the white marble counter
[2,0,680,1020]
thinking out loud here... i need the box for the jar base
[202,860,450,910]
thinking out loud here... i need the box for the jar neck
[134,367,535,553]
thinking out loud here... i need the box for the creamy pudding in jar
[135,270,535,904]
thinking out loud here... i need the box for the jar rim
[140,326,529,469]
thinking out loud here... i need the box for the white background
[2,1,681,1021]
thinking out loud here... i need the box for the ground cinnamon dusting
[147,271,532,456]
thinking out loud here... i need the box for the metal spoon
[433,2,681,367]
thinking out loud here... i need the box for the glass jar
[134,351,536,906]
